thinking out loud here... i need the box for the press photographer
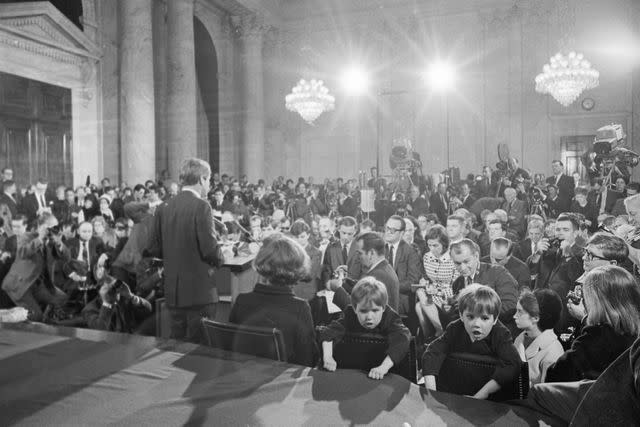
[1,212,69,321]
[527,213,584,334]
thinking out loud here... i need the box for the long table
[0,322,563,426]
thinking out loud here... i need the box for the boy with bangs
[321,277,411,380]
[422,284,521,399]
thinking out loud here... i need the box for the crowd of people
[1,156,640,423]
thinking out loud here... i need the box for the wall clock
[581,98,595,111]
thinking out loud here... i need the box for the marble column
[167,0,198,180]
[119,0,156,185]
[240,15,266,181]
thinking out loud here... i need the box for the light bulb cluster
[285,79,336,124]
[535,51,599,107]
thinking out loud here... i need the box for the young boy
[421,284,521,399]
[321,277,411,380]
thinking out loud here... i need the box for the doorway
[561,135,594,185]
[0,71,72,189]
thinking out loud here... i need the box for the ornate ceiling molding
[0,2,101,65]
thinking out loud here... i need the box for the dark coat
[546,174,574,213]
[546,323,636,383]
[0,193,18,218]
[422,319,521,388]
[320,304,411,365]
[502,198,528,238]
[409,196,429,217]
[321,239,362,285]
[331,259,400,312]
[294,244,323,301]
[480,255,531,292]
[570,337,640,426]
[429,192,449,224]
[229,283,318,367]
[147,191,225,308]
[338,196,358,218]
[63,237,107,284]
[20,193,52,224]
[390,240,422,315]
[82,294,152,333]
[1,232,70,301]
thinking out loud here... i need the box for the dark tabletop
[0,322,562,426]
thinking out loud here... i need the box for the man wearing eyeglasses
[383,215,421,316]
[567,233,630,323]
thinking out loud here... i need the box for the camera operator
[1,212,69,321]
[528,213,584,334]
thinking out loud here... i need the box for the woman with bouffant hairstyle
[229,233,318,366]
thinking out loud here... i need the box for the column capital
[237,14,270,40]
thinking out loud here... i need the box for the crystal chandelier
[285,79,335,124]
[535,51,599,107]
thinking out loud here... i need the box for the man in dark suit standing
[337,188,358,218]
[546,160,574,213]
[382,215,422,315]
[148,158,225,344]
[429,182,449,224]
[63,221,107,291]
[321,216,361,287]
[459,182,476,210]
[331,232,400,312]
[20,178,52,225]
[502,187,528,238]
[0,180,19,219]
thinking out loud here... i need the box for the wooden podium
[213,254,258,321]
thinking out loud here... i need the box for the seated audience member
[445,215,466,245]
[290,220,322,300]
[570,187,598,232]
[1,213,69,321]
[321,277,411,380]
[415,225,456,338]
[229,233,318,367]
[330,232,400,312]
[358,219,376,234]
[448,239,518,330]
[526,265,640,424]
[545,265,640,383]
[417,213,439,243]
[567,232,630,324]
[82,273,152,333]
[520,218,544,264]
[63,221,107,292]
[484,219,523,259]
[513,289,564,385]
[482,238,531,291]
[422,284,521,399]
[568,336,640,426]
[382,215,422,315]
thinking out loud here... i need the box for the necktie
[556,175,561,185]
[387,244,394,267]
[342,243,348,263]
[82,241,89,265]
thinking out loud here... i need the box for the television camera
[581,123,639,188]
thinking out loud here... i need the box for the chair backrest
[437,352,529,401]
[331,332,417,383]
[201,318,287,362]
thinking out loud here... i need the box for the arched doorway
[194,16,220,173]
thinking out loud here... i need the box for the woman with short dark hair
[229,233,318,366]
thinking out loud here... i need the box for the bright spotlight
[424,61,456,92]
[340,66,370,96]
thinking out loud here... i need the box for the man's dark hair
[387,215,406,232]
[588,232,629,264]
[290,220,310,237]
[360,218,376,231]
[133,184,146,193]
[552,160,563,167]
[338,216,357,228]
[356,232,385,256]
[488,219,505,230]
[11,214,27,226]
[36,177,47,185]
[556,213,580,231]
